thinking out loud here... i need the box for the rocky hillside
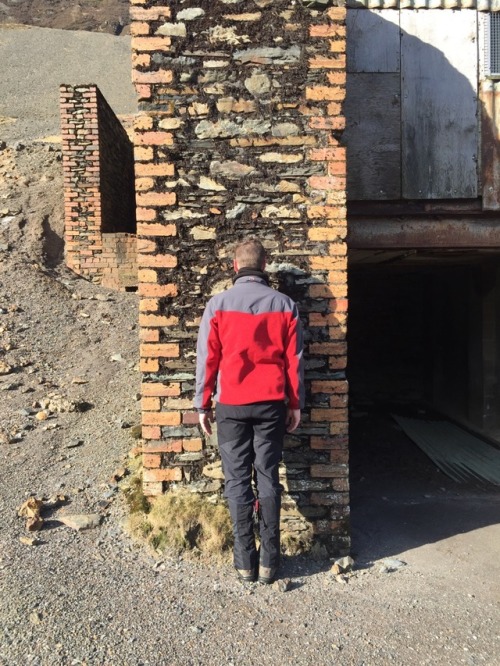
[0,0,131,34]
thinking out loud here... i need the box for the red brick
[330,392,348,406]
[308,57,346,71]
[162,398,192,410]
[327,7,347,20]
[136,177,154,192]
[311,408,348,422]
[309,342,347,356]
[308,227,346,242]
[182,412,199,425]
[329,40,345,54]
[137,220,176,234]
[326,73,347,92]
[310,435,348,450]
[138,314,179,327]
[130,21,150,36]
[138,283,178,298]
[135,84,152,101]
[329,356,347,372]
[143,467,183,482]
[311,380,348,394]
[328,161,347,176]
[143,482,163,496]
[135,162,175,177]
[140,358,159,372]
[309,256,346,270]
[139,298,159,312]
[140,343,179,358]
[309,175,346,191]
[134,115,154,131]
[134,146,154,161]
[134,130,174,146]
[136,208,157,222]
[330,449,349,465]
[141,383,181,397]
[310,464,347,478]
[306,86,344,102]
[308,148,346,162]
[142,397,160,411]
[143,453,161,468]
[183,438,203,452]
[142,412,181,426]
[139,328,160,342]
[132,53,151,68]
[143,440,183,453]
[138,268,157,283]
[138,254,177,268]
[131,36,172,52]
[307,206,346,222]
[130,6,171,20]
[309,116,346,131]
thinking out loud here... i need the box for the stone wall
[60,84,137,290]
[131,0,349,555]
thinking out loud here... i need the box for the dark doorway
[347,250,500,560]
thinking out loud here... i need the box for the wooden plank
[344,73,401,200]
[347,9,400,73]
[401,10,478,199]
[480,80,500,210]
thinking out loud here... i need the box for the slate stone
[234,46,301,64]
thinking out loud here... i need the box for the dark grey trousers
[215,401,287,504]
[216,401,286,570]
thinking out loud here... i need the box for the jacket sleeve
[284,303,305,410]
[194,299,221,410]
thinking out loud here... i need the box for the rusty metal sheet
[401,10,478,199]
[348,218,500,248]
[481,80,500,211]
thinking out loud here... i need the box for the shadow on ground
[349,409,500,563]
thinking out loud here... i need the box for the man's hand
[286,408,301,433]
[198,410,214,436]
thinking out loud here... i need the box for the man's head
[233,238,266,272]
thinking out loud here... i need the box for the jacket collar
[233,268,270,285]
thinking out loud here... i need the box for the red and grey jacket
[194,273,304,411]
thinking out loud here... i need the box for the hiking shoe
[258,566,276,585]
[236,568,256,583]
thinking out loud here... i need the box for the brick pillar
[60,85,102,279]
[60,84,137,288]
[132,1,349,555]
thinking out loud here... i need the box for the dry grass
[281,528,314,556]
[122,461,233,561]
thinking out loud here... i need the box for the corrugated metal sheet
[347,0,500,10]
[393,415,500,486]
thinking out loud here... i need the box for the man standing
[194,238,304,584]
